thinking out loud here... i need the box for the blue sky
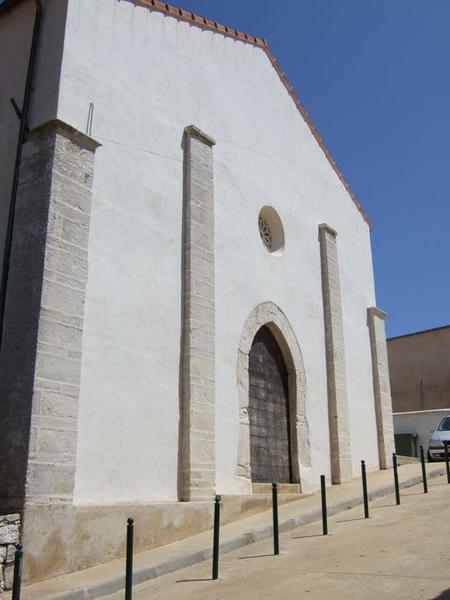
[176,0,450,338]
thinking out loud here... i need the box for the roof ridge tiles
[141,0,267,46]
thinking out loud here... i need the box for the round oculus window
[258,206,285,256]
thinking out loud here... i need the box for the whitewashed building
[0,0,394,584]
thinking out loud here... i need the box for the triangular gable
[140,0,371,228]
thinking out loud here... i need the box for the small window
[258,206,285,256]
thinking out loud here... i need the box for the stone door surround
[236,302,310,492]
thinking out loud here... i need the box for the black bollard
[272,482,280,555]
[11,544,23,600]
[420,446,428,494]
[125,518,134,600]
[212,495,221,580]
[361,460,369,518]
[444,442,450,484]
[393,453,400,505]
[320,475,328,535]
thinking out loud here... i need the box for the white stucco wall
[50,0,380,503]
[394,409,450,453]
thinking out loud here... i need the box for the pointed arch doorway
[249,325,292,483]
[236,302,311,493]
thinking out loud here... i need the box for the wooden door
[248,325,292,483]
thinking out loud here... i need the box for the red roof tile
[141,0,266,46]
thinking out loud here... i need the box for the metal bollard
[393,453,400,505]
[320,475,328,535]
[444,441,450,484]
[125,518,134,600]
[361,460,369,518]
[272,482,280,555]
[11,544,23,600]
[420,446,428,494]
[212,495,221,580]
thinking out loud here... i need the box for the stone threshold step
[252,483,302,494]
[396,454,420,465]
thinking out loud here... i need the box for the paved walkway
[10,462,445,599]
[104,474,450,600]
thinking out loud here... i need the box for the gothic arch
[236,302,310,490]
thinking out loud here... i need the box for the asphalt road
[105,474,450,600]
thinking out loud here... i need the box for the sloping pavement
[104,473,450,600]
[9,462,445,599]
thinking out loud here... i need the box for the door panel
[248,325,291,483]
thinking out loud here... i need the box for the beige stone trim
[318,222,337,238]
[27,119,102,151]
[180,125,216,501]
[368,307,395,469]
[0,120,98,509]
[369,306,387,320]
[319,223,352,483]
[236,301,310,493]
[184,124,216,147]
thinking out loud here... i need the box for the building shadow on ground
[176,578,211,583]
[335,516,366,524]
[237,553,273,560]
[292,533,324,539]
[430,590,450,599]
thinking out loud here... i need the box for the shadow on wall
[431,590,450,599]
[177,131,187,502]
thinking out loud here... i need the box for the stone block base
[21,494,298,584]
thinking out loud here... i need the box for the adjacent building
[388,325,450,413]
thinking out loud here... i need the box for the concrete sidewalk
[8,462,445,600]
[104,474,450,600]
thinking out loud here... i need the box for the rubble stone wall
[0,514,20,593]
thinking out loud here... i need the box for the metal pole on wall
[212,495,221,580]
[0,0,43,349]
[420,446,428,494]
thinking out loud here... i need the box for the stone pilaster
[319,223,352,483]
[368,307,395,469]
[180,125,216,501]
[0,120,99,510]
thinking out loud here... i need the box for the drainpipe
[0,0,43,349]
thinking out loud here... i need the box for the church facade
[0,0,394,583]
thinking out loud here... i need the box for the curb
[35,468,445,599]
